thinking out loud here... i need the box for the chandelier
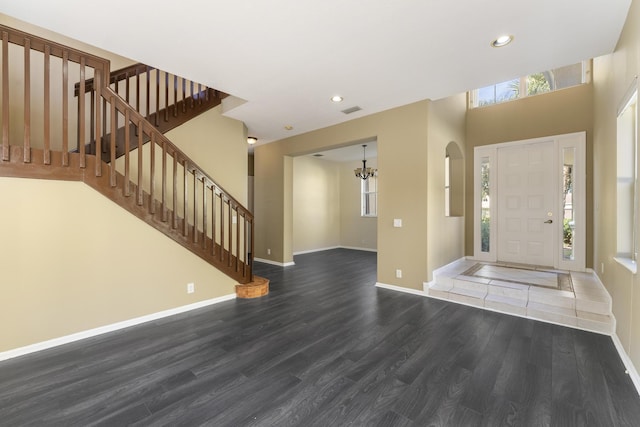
[354,144,377,180]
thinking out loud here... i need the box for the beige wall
[165,106,248,206]
[254,97,466,289]
[465,83,594,265]
[340,160,377,251]
[293,156,341,253]
[0,178,236,353]
[291,156,378,254]
[427,94,467,276]
[592,0,640,368]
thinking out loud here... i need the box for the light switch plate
[393,219,402,227]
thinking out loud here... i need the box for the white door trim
[473,132,586,271]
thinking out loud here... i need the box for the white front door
[497,141,555,266]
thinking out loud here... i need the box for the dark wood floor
[1,249,640,426]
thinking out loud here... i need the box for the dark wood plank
[1,249,639,425]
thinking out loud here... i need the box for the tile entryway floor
[425,259,614,334]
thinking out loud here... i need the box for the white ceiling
[0,1,631,147]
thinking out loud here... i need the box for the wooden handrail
[0,24,253,283]
[73,62,228,162]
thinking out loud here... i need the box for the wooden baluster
[198,83,202,105]
[219,193,224,261]
[164,72,169,122]
[43,44,50,164]
[183,161,189,237]
[202,182,208,249]
[243,213,249,277]
[109,96,116,186]
[173,75,178,117]
[124,108,131,196]
[227,200,232,266]
[150,132,156,214]
[161,140,167,221]
[136,119,143,205]
[101,98,107,154]
[23,38,31,163]
[62,50,69,166]
[211,187,217,256]
[172,154,178,228]
[190,81,194,109]
[145,66,150,122]
[90,90,95,154]
[193,172,198,244]
[155,70,159,126]
[135,68,140,114]
[134,69,140,137]
[250,217,254,276]
[94,69,102,176]
[205,86,209,102]
[78,57,86,168]
[181,78,186,113]
[125,71,130,104]
[2,31,9,161]
[236,206,240,271]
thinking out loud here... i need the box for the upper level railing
[76,62,226,127]
[0,24,253,283]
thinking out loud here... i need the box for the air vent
[341,106,362,115]
[312,154,324,157]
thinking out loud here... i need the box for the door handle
[544,219,553,224]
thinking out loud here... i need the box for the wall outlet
[393,219,402,228]
[396,269,402,278]
[267,248,271,255]
[187,282,195,294]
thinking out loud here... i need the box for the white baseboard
[375,282,427,297]
[339,246,377,253]
[292,246,377,256]
[612,333,640,397]
[0,293,236,362]
[293,246,340,255]
[253,257,295,267]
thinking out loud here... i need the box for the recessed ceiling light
[284,125,294,131]
[331,95,343,103]
[247,136,257,145]
[491,35,513,48]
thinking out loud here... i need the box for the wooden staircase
[74,63,229,162]
[0,24,257,286]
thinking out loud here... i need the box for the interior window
[471,61,589,108]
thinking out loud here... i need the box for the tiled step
[487,280,528,300]
[426,259,616,335]
[576,310,616,335]
[527,302,578,327]
[528,287,575,309]
[485,294,527,316]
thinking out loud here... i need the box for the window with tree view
[470,61,589,108]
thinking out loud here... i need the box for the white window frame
[361,175,378,217]
[469,61,591,108]
[614,77,638,274]
[444,155,451,216]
